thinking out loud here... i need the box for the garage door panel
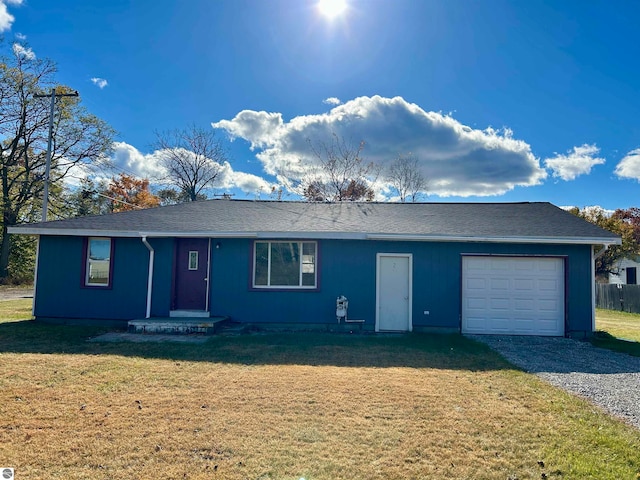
[462,256,564,336]
[514,260,536,271]
[489,297,510,310]
[490,278,510,290]
[539,262,559,272]
[538,279,560,291]
[514,298,534,311]
[512,318,537,333]
[490,260,510,271]
[465,317,487,331]
[466,277,487,290]
[514,278,535,290]
[466,297,486,309]
[539,299,560,311]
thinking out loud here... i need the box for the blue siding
[209,238,593,335]
[35,236,149,320]
[147,238,174,317]
[34,235,594,334]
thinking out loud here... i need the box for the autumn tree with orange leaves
[106,174,160,212]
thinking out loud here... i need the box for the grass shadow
[590,330,640,357]
[0,318,512,371]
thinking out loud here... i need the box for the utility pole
[34,88,79,222]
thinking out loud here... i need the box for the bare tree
[387,153,427,202]
[154,125,228,201]
[0,45,115,279]
[301,133,378,202]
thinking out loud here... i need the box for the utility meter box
[336,295,348,321]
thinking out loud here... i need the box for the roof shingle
[9,200,620,244]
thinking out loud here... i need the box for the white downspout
[592,244,610,333]
[141,236,154,319]
[205,238,211,312]
[32,235,40,317]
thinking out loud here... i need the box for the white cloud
[91,77,108,89]
[63,143,166,188]
[214,110,284,150]
[0,0,22,32]
[559,205,614,217]
[0,4,15,32]
[213,95,547,197]
[544,144,605,181]
[218,162,276,195]
[323,97,342,106]
[111,142,167,180]
[104,142,276,196]
[15,32,26,40]
[614,148,640,181]
[12,42,35,60]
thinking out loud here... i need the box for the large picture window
[85,237,112,287]
[253,241,317,289]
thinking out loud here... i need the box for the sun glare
[317,0,348,20]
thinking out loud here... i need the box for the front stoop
[169,310,210,318]
[128,316,229,335]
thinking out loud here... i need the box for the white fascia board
[255,232,366,240]
[8,226,621,246]
[7,227,259,238]
[8,227,366,240]
[140,232,258,239]
[366,233,622,245]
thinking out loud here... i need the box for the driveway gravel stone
[469,335,640,430]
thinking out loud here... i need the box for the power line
[34,88,79,221]
[80,189,144,210]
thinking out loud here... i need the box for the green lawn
[0,300,639,479]
[593,308,640,356]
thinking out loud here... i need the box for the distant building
[609,256,640,285]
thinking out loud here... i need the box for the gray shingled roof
[9,200,620,244]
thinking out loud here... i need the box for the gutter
[141,236,154,319]
[6,225,622,247]
[593,245,609,260]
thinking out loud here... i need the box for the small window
[85,237,112,287]
[188,251,199,270]
[253,241,317,289]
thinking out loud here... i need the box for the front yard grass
[0,300,639,479]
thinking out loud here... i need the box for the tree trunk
[0,222,11,279]
[0,161,10,280]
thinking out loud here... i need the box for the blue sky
[2,0,639,209]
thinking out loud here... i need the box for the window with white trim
[188,251,199,270]
[253,241,317,288]
[85,237,112,287]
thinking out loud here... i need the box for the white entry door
[376,254,412,332]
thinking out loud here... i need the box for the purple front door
[173,238,209,311]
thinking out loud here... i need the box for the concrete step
[169,310,210,318]
[128,316,229,335]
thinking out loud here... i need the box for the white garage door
[462,256,564,336]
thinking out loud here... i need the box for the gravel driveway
[469,335,640,430]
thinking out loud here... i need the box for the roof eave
[367,233,622,245]
[8,226,621,245]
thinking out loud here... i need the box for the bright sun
[317,0,348,19]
